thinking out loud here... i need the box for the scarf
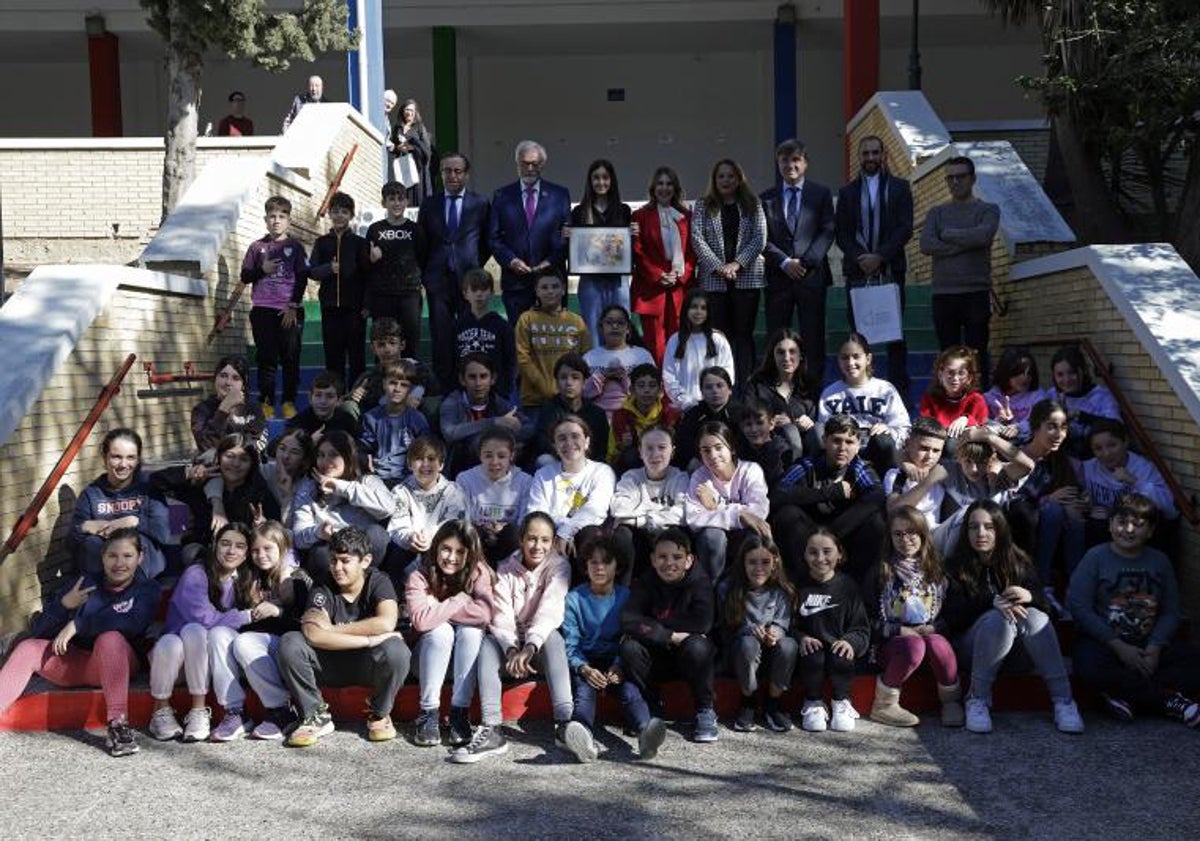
[657,204,685,276]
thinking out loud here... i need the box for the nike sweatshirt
[792,572,870,655]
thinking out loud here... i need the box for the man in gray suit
[762,139,836,385]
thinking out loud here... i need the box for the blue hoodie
[32,569,161,649]
[71,473,170,579]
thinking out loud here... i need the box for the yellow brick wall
[910,160,1012,291]
[0,145,273,244]
[0,118,382,633]
[991,266,1200,621]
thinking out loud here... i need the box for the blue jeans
[577,274,631,341]
[570,659,650,733]
[1035,499,1086,585]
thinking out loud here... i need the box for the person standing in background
[835,135,914,398]
[282,75,325,132]
[217,91,253,137]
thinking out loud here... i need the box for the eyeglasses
[892,529,920,540]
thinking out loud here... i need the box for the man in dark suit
[835,134,915,396]
[762,139,836,385]
[417,152,491,390]
[487,140,571,321]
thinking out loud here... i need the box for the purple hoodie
[164,564,251,634]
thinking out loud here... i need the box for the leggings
[878,632,958,689]
[150,623,212,699]
[477,630,573,726]
[796,646,856,701]
[0,632,138,722]
[414,623,485,711]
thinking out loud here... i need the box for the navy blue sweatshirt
[32,569,161,649]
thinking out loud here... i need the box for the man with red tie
[487,140,572,322]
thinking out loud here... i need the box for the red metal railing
[318,143,359,217]
[2,353,137,556]
[1023,338,1198,527]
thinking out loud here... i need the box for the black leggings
[796,646,856,701]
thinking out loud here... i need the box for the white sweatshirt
[527,459,616,540]
[817,377,911,444]
[388,475,468,549]
[609,466,690,530]
[1082,452,1177,518]
[661,331,735,410]
[455,464,535,529]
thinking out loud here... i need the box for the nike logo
[798,595,838,617]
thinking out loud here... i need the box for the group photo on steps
[1,130,1194,770]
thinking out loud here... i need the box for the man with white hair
[283,75,326,131]
[487,140,571,320]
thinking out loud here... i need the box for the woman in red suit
[632,166,696,365]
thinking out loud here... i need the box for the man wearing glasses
[217,91,253,137]
[417,152,492,389]
[919,156,1000,381]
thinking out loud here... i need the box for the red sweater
[919,390,988,428]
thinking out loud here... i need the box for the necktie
[447,194,460,237]
[785,186,799,230]
[524,187,536,227]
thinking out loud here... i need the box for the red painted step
[0,673,1096,733]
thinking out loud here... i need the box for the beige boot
[869,677,920,727]
[938,681,965,728]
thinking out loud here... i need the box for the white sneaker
[830,699,858,732]
[149,706,183,741]
[801,700,828,732]
[182,707,212,743]
[965,698,992,734]
[1054,699,1085,734]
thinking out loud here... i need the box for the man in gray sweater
[919,156,1000,380]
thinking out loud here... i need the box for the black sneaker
[1101,692,1135,723]
[637,717,667,760]
[414,709,442,746]
[449,725,509,764]
[763,697,794,733]
[106,718,139,757]
[1164,693,1200,727]
[447,706,472,747]
[733,704,756,732]
[554,721,570,749]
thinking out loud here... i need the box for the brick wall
[0,140,274,264]
[991,266,1200,620]
[0,118,382,633]
[951,128,1051,184]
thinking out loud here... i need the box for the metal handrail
[1022,338,1198,526]
[1,353,137,557]
[318,143,359,217]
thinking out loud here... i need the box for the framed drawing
[569,227,633,274]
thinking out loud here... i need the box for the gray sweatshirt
[920,199,1000,294]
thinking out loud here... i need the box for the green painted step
[258,285,940,365]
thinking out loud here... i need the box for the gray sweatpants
[414,623,484,711]
[729,634,800,695]
[956,607,1071,705]
[477,630,573,726]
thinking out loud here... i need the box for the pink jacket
[405,567,494,633]
[490,551,571,652]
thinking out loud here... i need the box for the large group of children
[1,184,1197,767]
